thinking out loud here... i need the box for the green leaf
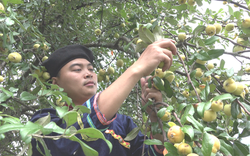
[124,127,140,141]
[205,36,219,45]
[138,25,155,44]
[1,116,20,124]
[212,93,234,101]
[197,101,211,118]
[193,25,206,37]
[5,17,15,26]
[164,79,173,98]
[220,139,233,154]
[152,25,163,41]
[7,0,24,4]
[153,76,164,91]
[0,93,10,102]
[35,114,51,127]
[20,121,41,144]
[55,106,68,118]
[207,49,224,59]
[43,122,69,135]
[201,132,214,156]
[239,128,250,138]
[0,87,13,98]
[233,140,249,156]
[186,115,203,132]
[62,111,78,127]
[157,107,167,119]
[226,68,234,77]
[181,104,194,125]
[144,139,162,145]
[181,125,194,140]
[20,91,37,101]
[37,138,52,156]
[73,105,91,114]
[220,59,225,69]
[164,142,179,156]
[0,123,24,134]
[228,5,234,16]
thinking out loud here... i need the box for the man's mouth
[84,81,95,86]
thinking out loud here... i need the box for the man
[31,39,177,156]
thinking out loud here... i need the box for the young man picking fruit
[31,39,177,156]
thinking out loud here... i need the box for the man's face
[52,58,97,105]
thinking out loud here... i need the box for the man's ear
[52,77,58,85]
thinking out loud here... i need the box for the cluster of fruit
[34,68,50,83]
[223,78,249,98]
[97,59,124,83]
[167,125,220,155]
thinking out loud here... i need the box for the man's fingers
[161,48,173,71]
[154,39,177,55]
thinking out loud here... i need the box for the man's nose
[84,70,93,78]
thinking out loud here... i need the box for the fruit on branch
[211,100,224,112]
[178,33,186,41]
[177,143,192,156]
[167,125,185,143]
[190,88,201,96]
[202,109,217,122]
[195,59,207,65]
[182,90,189,98]
[237,38,245,45]
[155,68,165,79]
[116,59,124,68]
[242,18,250,28]
[150,19,156,24]
[8,52,22,63]
[42,56,48,62]
[33,44,40,49]
[205,25,216,36]
[42,72,50,80]
[0,75,4,82]
[104,75,110,83]
[187,153,199,156]
[223,104,231,116]
[212,135,220,153]
[160,110,171,121]
[214,23,222,34]
[187,0,195,6]
[107,66,115,75]
[223,1,227,4]
[99,69,106,76]
[232,82,244,96]
[94,29,101,35]
[164,71,175,83]
[178,0,187,4]
[195,68,203,78]
[248,4,250,10]
[120,23,126,27]
[34,69,43,77]
[244,85,249,94]
[136,39,143,44]
[180,54,185,61]
[223,78,237,93]
[245,67,250,73]
[142,124,151,132]
[199,84,206,90]
[201,75,211,83]
[214,75,220,80]
[97,74,104,82]
[225,23,234,31]
[207,63,214,70]
[233,45,245,52]
[158,62,164,68]
[0,3,4,12]
[114,33,120,39]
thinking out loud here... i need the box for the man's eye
[73,69,81,71]
[89,69,94,71]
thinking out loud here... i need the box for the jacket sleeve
[125,116,163,156]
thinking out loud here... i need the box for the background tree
[0,0,250,155]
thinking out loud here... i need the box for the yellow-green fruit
[114,33,120,39]
[178,33,186,41]
[160,110,171,121]
[212,135,220,153]
[237,38,245,45]
[158,61,164,68]
[180,54,185,61]
[153,79,164,90]
[201,75,211,83]
[120,23,126,27]
[42,56,48,62]
[233,46,245,52]
[34,69,43,77]
[104,75,109,83]
[244,85,249,94]
[97,74,104,82]
[167,125,185,143]
[205,25,216,36]
[190,88,201,96]
[107,66,115,75]
[214,23,222,34]
[242,18,250,28]
[178,0,187,4]
[8,52,22,63]
[214,75,220,80]
[42,72,50,80]
[99,69,106,76]
[94,29,101,35]
[207,63,214,70]
[211,100,224,112]
[155,68,165,79]
[195,59,207,65]
[164,71,175,83]
[116,59,124,68]
[223,1,227,4]
[0,3,4,12]
[136,39,143,44]
[225,23,234,31]
[245,67,250,72]
[51,4,55,7]
[0,75,4,82]
[187,0,195,6]
[42,43,49,50]
[33,44,40,49]
[177,143,193,156]
[223,104,231,116]
[187,154,199,156]
[195,68,203,78]
[223,78,237,93]
[202,109,217,122]
[182,90,189,98]
[232,82,244,96]
[150,19,156,24]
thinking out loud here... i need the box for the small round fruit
[223,78,237,93]
[97,74,104,82]
[99,69,106,76]
[187,153,199,156]
[8,52,22,63]
[177,143,193,156]
[242,18,250,28]
[164,71,175,83]
[0,75,4,82]
[136,39,143,44]
[205,25,216,36]
[158,61,164,68]
[223,1,227,4]
[223,104,231,116]
[120,23,126,27]
[180,54,185,61]
[114,33,120,39]
[42,72,50,80]
[195,68,203,78]
[207,63,214,70]
[178,33,186,41]
[155,68,165,79]
[225,23,234,31]
[214,23,222,34]
[107,66,115,75]
[42,43,49,50]
[202,109,217,122]
[103,75,110,83]
[232,82,244,96]
[195,59,207,65]
[212,135,220,153]
[160,110,171,121]
[233,46,245,53]
[34,69,43,77]
[178,0,187,4]
[187,0,195,6]
[182,90,189,98]
[42,56,48,62]
[190,88,201,96]
[116,59,124,68]
[94,29,101,35]
[211,100,224,112]
[201,75,211,83]
[237,38,245,45]
[33,44,40,49]
[167,125,185,143]
[0,3,4,12]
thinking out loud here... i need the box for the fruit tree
[0,0,250,156]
